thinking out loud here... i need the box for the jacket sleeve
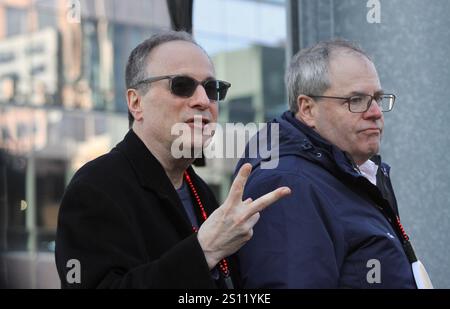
[237,172,347,288]
[55,181,216,289]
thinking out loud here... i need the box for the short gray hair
[285,39,372,113]
[125,30,201,127]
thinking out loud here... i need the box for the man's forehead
[329,53,380,85]
[330,51,375,69]
[145,40,214,76]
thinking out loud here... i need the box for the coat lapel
[115,130,193,236]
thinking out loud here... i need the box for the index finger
[243,187,291,220]
[226,163,253,205]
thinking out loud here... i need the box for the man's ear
[127,89,143,122]
[295,95,317,128]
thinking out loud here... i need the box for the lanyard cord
[396,216,409,241]
[395,215,418,263]
[183,171,231,278]
[376,203,418,264]
[351,159,419,264]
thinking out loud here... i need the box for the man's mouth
[359,127,381,134]
[185,116,211,128]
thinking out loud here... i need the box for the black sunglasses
[130,75,231,101]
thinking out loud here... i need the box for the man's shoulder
[250,153,326,180]
[68,148,131,190]
[242,155,326,197]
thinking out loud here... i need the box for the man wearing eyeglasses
[55,31,290,289]
[235,40,432,288]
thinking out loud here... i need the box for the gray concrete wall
[296,0,450,288]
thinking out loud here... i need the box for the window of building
[6,7,28,37]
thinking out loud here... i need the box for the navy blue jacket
[235,111,416,288]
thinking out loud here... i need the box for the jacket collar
[115,130,174,192]
[281,111,392,180]
[281,111,373,177]
[114,129,217,219]
[282,111,335,154]
[282,111,397,208]
[114,130,199,237]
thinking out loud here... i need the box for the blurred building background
[0,0,449,288]
[0,0,172,288]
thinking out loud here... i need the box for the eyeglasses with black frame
[308,93,396,113]
[130,75,231,101]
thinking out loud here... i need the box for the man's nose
[189,85,211,110]
[363,98,383,120]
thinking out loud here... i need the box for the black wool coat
[56,130,237,288]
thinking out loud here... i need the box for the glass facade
[192,0,287,201]
[0,0,171,288]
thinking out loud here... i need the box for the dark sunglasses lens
[217,82,229,100]
[171,76,197,97]
[204,80,229,101]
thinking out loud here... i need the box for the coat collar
[114,129,217,219]
[113,129,194,220]
[281,111,389,179]
[115,130,174,192]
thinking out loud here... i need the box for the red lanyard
[184,171,231,278]
[395,215,418,263]
[376,202,418,264]
[396,216,409,242]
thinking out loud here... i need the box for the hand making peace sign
[197,163,291,269]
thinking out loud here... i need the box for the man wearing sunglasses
[55,31,290,289]
[235,40,432,288]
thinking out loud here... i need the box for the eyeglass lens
[170,76,229,101]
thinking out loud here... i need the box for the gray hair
[125,30,202,127]
[285,39,372,113]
